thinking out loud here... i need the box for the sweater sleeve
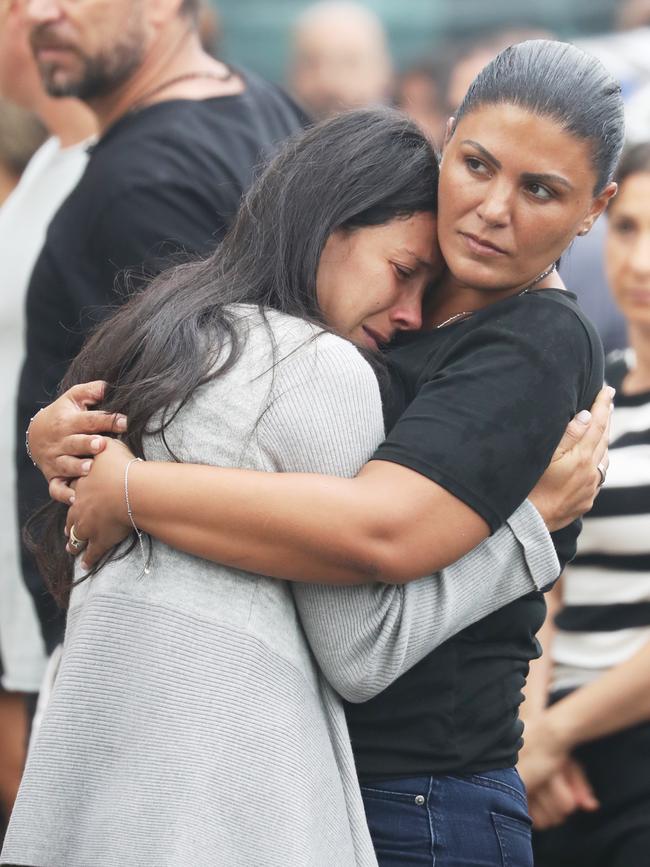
[259,331,560,703]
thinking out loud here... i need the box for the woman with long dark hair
[3,106,582,867]
[15,41,618,867]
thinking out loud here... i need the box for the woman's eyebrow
[521,171,574,191]
[461,139,501,168]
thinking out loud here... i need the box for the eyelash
[394,264,413,279]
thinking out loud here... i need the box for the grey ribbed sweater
[2,309,558,867]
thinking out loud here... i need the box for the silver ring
[69,524,87,552]
[596,463,607,487]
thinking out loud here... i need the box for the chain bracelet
[124,457,150,575]
[25,407,46,467]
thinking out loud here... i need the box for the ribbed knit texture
[2,308,558,867]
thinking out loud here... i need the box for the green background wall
[211,0,619,83]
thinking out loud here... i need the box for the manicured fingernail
[81,460,92,473]
[606,386,616,398]
[64,526,69,537]
[576,410,591,424]
[116,416,127,431]
[90,437,102,451]
[69,495,75,505]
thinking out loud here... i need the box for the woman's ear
[442,117,455,152]
[579,181,618,235]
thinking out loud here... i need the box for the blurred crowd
[1,0,650,862]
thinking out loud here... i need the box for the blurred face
[316,213,441,351]
[606,172,650,327]
[25,0,148,99]
[0,0,42,107]
[438,103,616,295]
[291,17,391,120]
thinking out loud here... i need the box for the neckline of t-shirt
[431,286,576,333]
[94,66,256,150]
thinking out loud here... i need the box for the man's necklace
[129,68,234,115]
[435,262,557,329]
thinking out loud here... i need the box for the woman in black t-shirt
[34,41,622,867]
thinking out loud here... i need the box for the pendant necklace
[435,262,557,329]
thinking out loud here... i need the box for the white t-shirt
[0,135,90,691]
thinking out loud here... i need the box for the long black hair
[33,107,439,606]
[454,39,625,193]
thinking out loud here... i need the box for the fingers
[79,540,104,572]
[552,409,592,459]
[72,411,127,436]
[530,775,578,830]
[564,760,599,812]
[579,386,614,454]
[50,477,76,505]
[67,381,107,409]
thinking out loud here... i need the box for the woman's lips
[361,326,389,350]
[460,232,508,257]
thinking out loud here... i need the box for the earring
[578,227,591,237]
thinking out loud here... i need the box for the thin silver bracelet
[25,407,46,467]
[124,457,150,575]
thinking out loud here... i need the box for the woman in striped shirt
[521,142,650,867]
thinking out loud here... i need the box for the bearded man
[16,0,307,660]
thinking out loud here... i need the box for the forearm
[295,499,559,701]
[124,457,489,585]
[544,640,650,750]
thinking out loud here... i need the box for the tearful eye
[393,263,413,279]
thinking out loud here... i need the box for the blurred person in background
[15,0,306,691]
[288,1,393,119]
[0,0,94,835]
[197,0,221,57]
[616,0,650,29]
[0,100,45,204]
[394,59,447,146]
[519,142,650,867]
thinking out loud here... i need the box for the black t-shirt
[346,288,604,781]
[17,71,307,652]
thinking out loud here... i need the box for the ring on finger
[69,524,88,552]
[596,462,607,487]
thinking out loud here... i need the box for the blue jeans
[361,768,533,867]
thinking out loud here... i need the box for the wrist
[542,702,579,753]
[529,489,559,531]
[25,407,47,470]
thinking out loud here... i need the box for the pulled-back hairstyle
[614,141,650,187]
[454,40,625,194]
[32,108,438,605]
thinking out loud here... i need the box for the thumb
[551,410,591,461]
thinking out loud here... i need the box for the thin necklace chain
[435,263,557,329]
[129,68,233,115]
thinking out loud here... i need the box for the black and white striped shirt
[552,350,650,692]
